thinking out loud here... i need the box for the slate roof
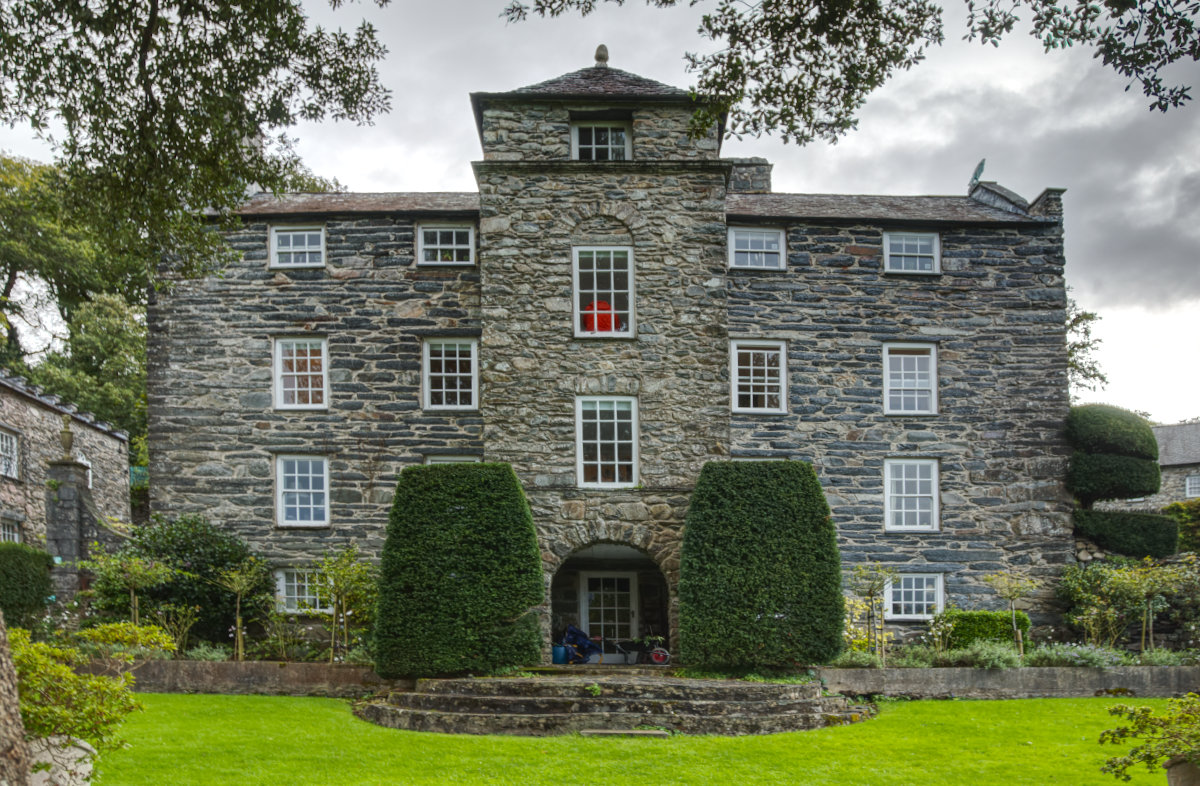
[1154,423,1200,466]
[726,193,1054,225]
[0,368,127,440]
[509,65,689,100]
[238,192,480,216]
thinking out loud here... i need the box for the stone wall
[147,216,481,566]
[726,220,1075,619]
[0,377,128,545]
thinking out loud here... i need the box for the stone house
[148,52,1075,650]
[0,368,130,546]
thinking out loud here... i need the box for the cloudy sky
[4,1,1198,422]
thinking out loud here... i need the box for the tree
[211,558,270,662]
[0,0,389,280]
[1066,295,1108,394]
[505,0,1199,144]
[1065,404,1160,508]
[0,612,30,786]
[25,293,147,449]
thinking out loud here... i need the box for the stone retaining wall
[816,666,1200,699]
[108,660,410,698]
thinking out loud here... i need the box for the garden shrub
[0,543,54,628]
[1073,509,1179,558]
[1064,405,1160,508]
[940,640,1021,669]
[1023,642,1127,668]
[679,461,843,669]
[374,463,543,678]
[1065,405,1158,459]
[1162,499,1200,554]
[105,514,270,642]
[829,649,881,669]
[889,644,936,668]
[1131,648,1197,666]
[944,609,1031,649]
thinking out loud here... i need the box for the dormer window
[571,123,631,161]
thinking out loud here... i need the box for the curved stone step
[414,676,822,701]
[388,691,842,717]
[356,701,859,736]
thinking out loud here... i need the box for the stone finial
[595,44,609,67]
[59,414,74,460]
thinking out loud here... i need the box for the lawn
[95,693,1168,785]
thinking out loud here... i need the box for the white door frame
[579,571,639,647]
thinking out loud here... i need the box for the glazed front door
[579,572,637,649]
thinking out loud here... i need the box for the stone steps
[355,674,870,736]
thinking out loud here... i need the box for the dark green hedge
[1066,452,1161,508]
[944,609,1030,649]
[1065,405,1158,459]
[0,543,54,628]
[375,463,543,678]
[92,514,267,642]
[679,461,843,669]
[1162,499,1200,554]
[1074,509,1179,559]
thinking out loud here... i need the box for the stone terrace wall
[726,219,1075,620]
[479,101,720,162]
[0,386,128,544]
[147,216,481,564]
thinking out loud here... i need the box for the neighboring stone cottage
[148,50,1075,651]
[0,368,130,546]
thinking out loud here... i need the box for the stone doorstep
[579,729,670,738]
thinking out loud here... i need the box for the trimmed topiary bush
[679,461,843,669]
[0,543,53,628]
[1065,405,1160,508]
[943,609,1030,649]
[374,463,543,678]
[1065,405,1158,459]
[1073,510,1178,558]
[93,514,269,642]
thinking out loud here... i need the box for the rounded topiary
[1073,510,1178,559]
[1065,405,1160,508]
[679,461,844,669]
[0,543,54,628]
[1065,405,1158,459]
[374,463,543,679]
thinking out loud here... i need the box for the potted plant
[1099,693,1200,784]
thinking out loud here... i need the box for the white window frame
[885,573,944,621]
[883,343,938,415]
[275,455,330,528]
[424,455,482,465]
[274,568,332,614]
[416,223,476,266]
[0,519,19,543]
[273,337,330,411]
[730,339,788,414]
[422,338,479,411]
[269,226,326,269]
[883,231,941,274]
[728,227,786,271]
[576,396,639,489]
[884,459,939,532]
[0,430,18,480]
[570,123,632,161]
[1186,474,1200,499]
[573,247,635,339]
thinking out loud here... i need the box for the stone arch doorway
[550,543,671,659]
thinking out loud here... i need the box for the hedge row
[0,543,54,628]
[944,609,1030,649]
[374,463,543,678]
[1074,509,1179,559]
[679,461,843,669]
[1162,499,1200,554]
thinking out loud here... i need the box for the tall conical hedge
[679,461,844,669]
[1065,404,1160,508]
[374,463,544,678]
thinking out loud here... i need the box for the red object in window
[583,300,617,332]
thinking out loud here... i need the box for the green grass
[95,694,1169,785]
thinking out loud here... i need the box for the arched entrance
[550,543,670,659]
